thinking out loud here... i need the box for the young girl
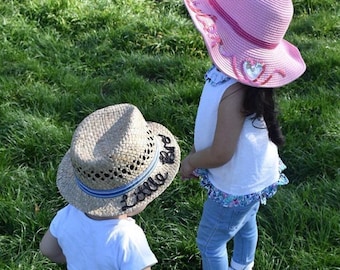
[40,103,180,270]
[180,0,306,269]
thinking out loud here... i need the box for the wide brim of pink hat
[184,0,306,88]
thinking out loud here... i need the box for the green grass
[0,0,339,269]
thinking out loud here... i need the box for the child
[180,0,306,269]
[40,103,180,270]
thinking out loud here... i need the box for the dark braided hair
[242,86,285,147]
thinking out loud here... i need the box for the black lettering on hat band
[120,134,176,211]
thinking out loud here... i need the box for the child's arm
[181,146,198,180]
[181,83,245,176]
[40,228,66,264]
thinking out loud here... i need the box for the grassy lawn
[0,0,339,269]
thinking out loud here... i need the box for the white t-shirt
[50,204,157,270]
[194,66,279,195]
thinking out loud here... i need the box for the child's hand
[180,155,197,180]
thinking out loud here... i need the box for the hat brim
[184,0,306,88]
[57,122,180,217]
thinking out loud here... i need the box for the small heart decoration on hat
[243,61,264,81]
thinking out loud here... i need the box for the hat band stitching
[232,56,286,86]
[75,140,160,199]
[120,134,176,211]
[231,56,282,86]
[209,0,278,49]
[186,0,221,48]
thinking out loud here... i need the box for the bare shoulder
[219,82,247,117]
[220,82,246,103]
[217,82,247,126]
[213,82,246,163]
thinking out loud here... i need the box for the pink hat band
[184,0,306,87]
[210,0,278,50]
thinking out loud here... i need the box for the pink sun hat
[184,0,306,88]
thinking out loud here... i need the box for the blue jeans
[197,198,260,270]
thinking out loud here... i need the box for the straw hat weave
[57,104,180,217]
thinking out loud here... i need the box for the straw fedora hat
[57,104,180,217]
[184,0,306,87]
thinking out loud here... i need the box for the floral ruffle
[194,159,289,207]
[204,65,231,86]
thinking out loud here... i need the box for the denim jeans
[196,197,260,270]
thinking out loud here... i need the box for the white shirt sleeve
[116,222,158,270]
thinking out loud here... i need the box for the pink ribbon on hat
[209,0,278,49]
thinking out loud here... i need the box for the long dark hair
[242,86,285,147]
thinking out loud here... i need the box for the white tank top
[194,66,279,195]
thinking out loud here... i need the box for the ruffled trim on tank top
[204,65,231,86]
[194,159,289,207]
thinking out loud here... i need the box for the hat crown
[70,104,157,191]
[212,0,293,46]
[184,0,305,87]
